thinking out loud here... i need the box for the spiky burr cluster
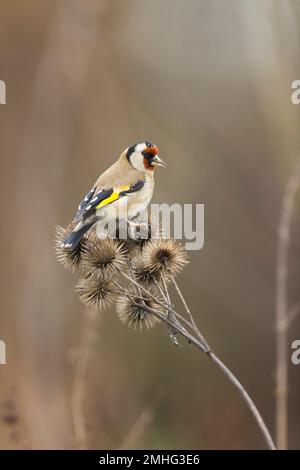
[55,220,188,330]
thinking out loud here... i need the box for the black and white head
[125,141,167,172]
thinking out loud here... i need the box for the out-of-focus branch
[117,407,154,450]
[275,158,300,450]
[287,300,300,328]
[71,309,100,449]
[13,0,109,449]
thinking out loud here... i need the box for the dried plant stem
[154,279,176,342]
[121,272,275,450]
[162,278,171,306]
[71,308,99,449]
[117,407,154,450]
[127,260,140,297]
[276,158,300,449]
[172,280,275,450]
[154,279,169,303]
[116,280,198,344]
[287,300,300,328]
[172,278,209,348]
[132,295,275,449]
[207,351,275,450]
[161,279,180,346]
[119,274,198,335]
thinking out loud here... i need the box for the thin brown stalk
[153,279,169,303]
[120,272,199,336]
[127,260,140,296]
[122,271,275,450]
[172,279,274,449]
[129,296,275,449]
[287,300,300,328]
[276,157,300,449]
[172,278,209,348]
[207,351,276,451]
[162,278,171,306]
[117,408,154,450]
[128,298,207,351]
[161,279,180,346]
[116,280,200,346]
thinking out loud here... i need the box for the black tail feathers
[63,221,94,249]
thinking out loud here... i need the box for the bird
[63,141,167,249]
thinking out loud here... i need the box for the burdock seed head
[132,255,161,287]
[116,291,162,330]
[55,223,94,273]
[139,238,188,282]
[116,216,162,254]
[81,238,126,276]
[76,272,116,311]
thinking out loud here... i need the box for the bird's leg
[127,217,149,241]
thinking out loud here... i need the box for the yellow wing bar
[96,185,131,209]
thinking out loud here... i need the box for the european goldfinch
[63,141,166,248]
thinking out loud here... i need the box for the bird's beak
[152,155,167,168]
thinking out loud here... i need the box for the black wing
[73,180,145,222]
[73,187,97,221]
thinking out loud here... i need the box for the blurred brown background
[1,0,300,450]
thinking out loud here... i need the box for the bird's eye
[146,142,152,148]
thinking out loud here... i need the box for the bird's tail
[63,220,95,249]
